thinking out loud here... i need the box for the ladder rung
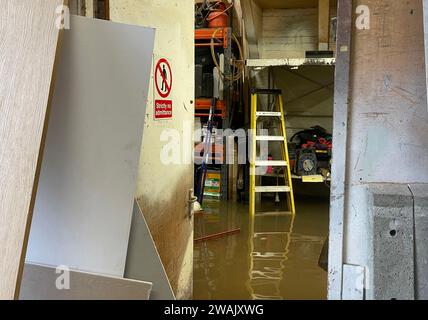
[254,213,293,218]
[254,232,289,235]
[255,186,291,193]
[255,160,287,167]
[256,136,285,141]
[251,88,282,95]
[256,112,281,117]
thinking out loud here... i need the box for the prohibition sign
[155,58,172,99]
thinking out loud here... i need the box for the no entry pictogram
[155,58,172,99]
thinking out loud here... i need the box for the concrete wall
[412,184,428,299]
[250,65,334,145]
[241,0,264,58]
[273,66,334,138]
[85,0,93,18]
[339,0,428,299]
[348,183,428,300]
[262,8,318,59]
[109,0,195,299]
[365,184,415,300]
[261,7,337,59]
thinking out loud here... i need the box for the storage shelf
[195,98,227,119]
[195,27,229,49]
[246,58,336,68]
[262,172,331,183]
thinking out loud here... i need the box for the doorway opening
[193,0,345,300]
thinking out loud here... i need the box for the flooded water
[194,196,329,300]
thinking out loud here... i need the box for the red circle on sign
[155,58,172,98]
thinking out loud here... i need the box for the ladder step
[255,186,291,193]
[254,212,293,218]
[256,112,281,117]
[256,136,285,141]
[255,160,287,167]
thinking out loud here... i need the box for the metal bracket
[188,189,198,219]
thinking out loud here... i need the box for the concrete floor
[194,196,329,300]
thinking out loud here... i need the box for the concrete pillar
[335,0,428,299]
[410,184,428,299]
[366,184,415,300]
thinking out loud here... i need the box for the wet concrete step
[254,212,293,218]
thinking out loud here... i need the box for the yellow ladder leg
[278,95,296,215]
[249,93,258,217]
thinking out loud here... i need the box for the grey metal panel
[26,16,155,277]
[410,184,428,300]
[366,184,415,300]
[328,0,353,300]
[125,201,175,300]
[20,263,152,300]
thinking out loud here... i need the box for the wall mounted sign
[154,58,173,119]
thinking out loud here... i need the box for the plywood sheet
[0,0,65,299]
[20,263,152,300]
[25,16,155,277]
[318,0,330,49]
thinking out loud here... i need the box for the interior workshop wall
[273,66,334,138]
[84,0,93,17]
[260,7,337,59]
[109,0,195,299]
[339,0,428,298]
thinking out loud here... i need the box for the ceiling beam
[241,0,263,58]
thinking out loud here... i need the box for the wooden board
[0,0,65,299]
[25,16,155,277]
[125,201,175,300]
[20,263,152,300]
[318,0,331,50]
[301,175,325,183]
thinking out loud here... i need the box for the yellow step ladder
[247,212,295,299]
[250,89,296,216]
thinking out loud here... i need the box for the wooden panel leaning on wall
[0,0,66,299]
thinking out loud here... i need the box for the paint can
[207,11,228,28]
[207,2,229,28]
